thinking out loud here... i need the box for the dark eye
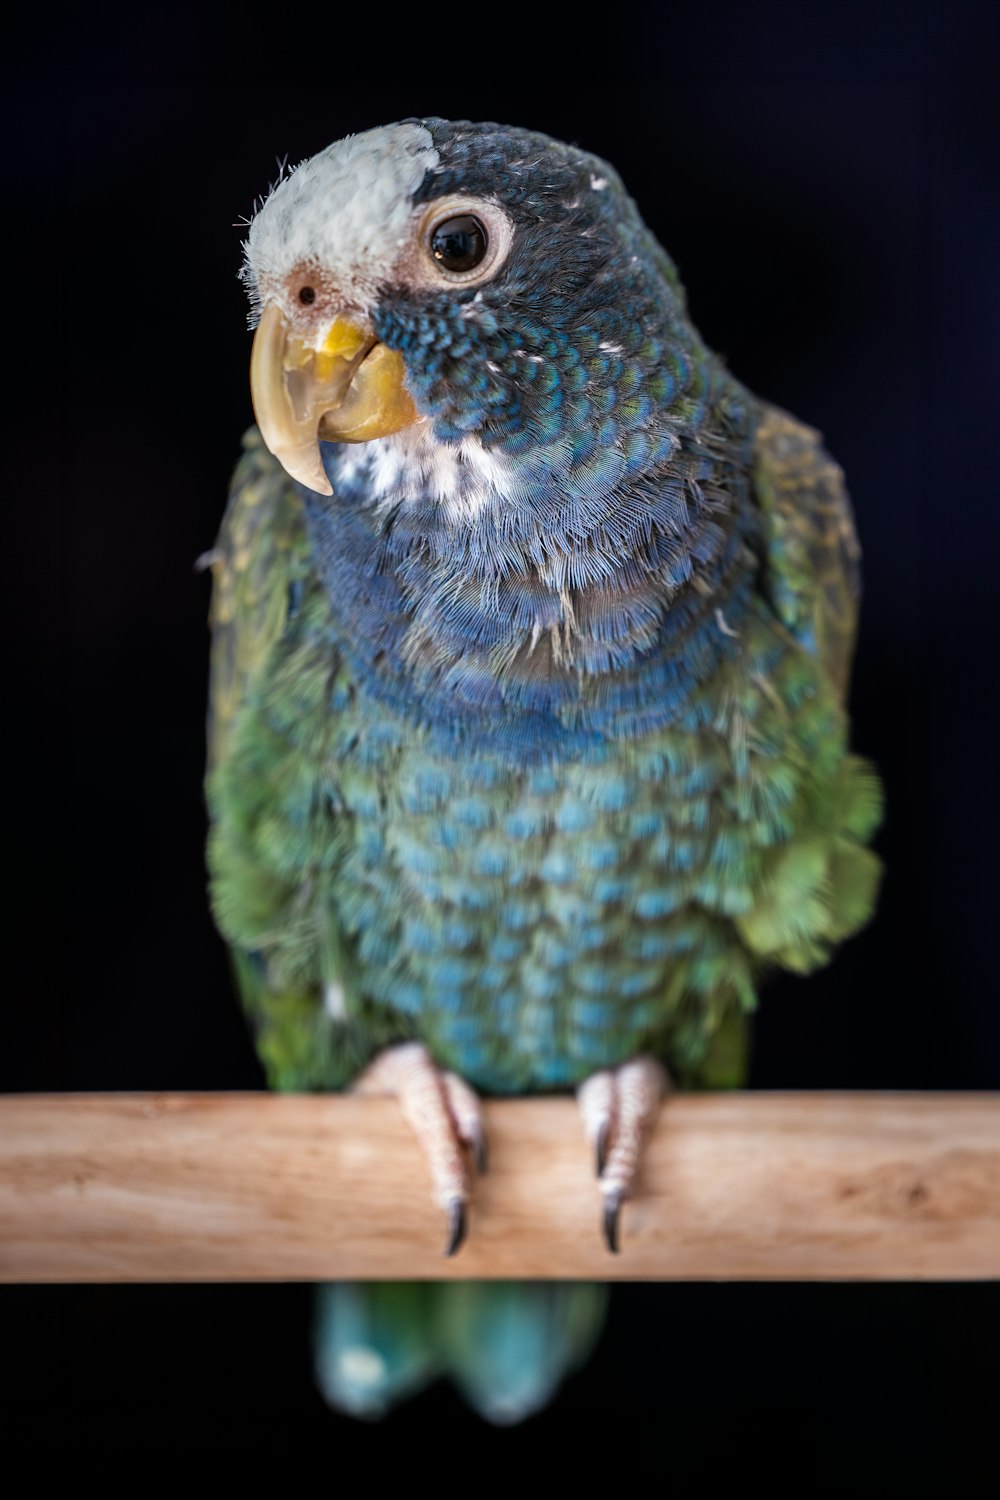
[430,214,488,274]
[298,285,316,305]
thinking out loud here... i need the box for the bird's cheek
[250,303,419,495]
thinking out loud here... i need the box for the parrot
[205,118,882,1423]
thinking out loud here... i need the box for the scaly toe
[353,1043,482,1254]
[578,1056,670,1253]
[442,1070,489,1175]
[577,1069,617,1178]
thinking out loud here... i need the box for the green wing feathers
[752,406,862,705]
[736,406,883,974]
[206,431,372,1090]
[206,427,310,773]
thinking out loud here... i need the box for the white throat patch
[332,421,518,524]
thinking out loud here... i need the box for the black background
[6,0,999,1483]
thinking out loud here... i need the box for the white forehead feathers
[244,122,439,305]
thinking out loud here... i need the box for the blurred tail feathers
[314,1280,608,1424]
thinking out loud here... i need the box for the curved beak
[249,303,419,494]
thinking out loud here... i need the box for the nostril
[298,285,316,306]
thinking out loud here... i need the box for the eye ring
[418,197,513,286]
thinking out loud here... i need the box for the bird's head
[242,118,696,502]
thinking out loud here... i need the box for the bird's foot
[576,1055,669,1253]
[352,1043,486,1257]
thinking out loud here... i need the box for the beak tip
[265,441,333,496]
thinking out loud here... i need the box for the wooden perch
[1,1093,998,1282]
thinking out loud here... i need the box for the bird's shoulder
[206,427,314,772]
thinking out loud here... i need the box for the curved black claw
[444,1198,467,1258]
[595,1120,610,1177]
[602,1193,622,1255]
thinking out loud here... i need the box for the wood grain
[1,1093,998,1281]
